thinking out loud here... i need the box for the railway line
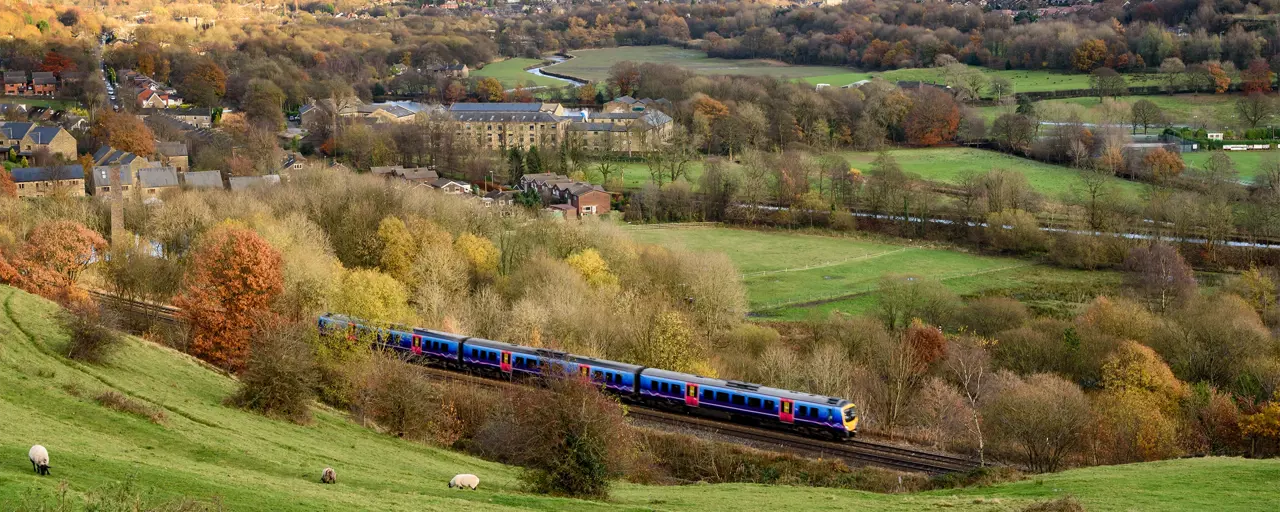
[90,291,982,475]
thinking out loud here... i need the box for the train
[317,313,859,440]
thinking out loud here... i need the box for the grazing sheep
[321,467,336,484]
[448,473,480,490]
[28,445,49,476]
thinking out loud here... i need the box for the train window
[660,382,670,393]
[606,373,615,383]
[702,390,713,400]
[715,392,729,402]
[650,381,659,391]
[471,349,478,358]
[798,405,809,416]
[594,371,604,381]
[488,352,498,362]
[748,397,761,408]
[765,400,775,411]
[731,394,745,406]
[673,385,682,395]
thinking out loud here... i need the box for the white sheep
[448,473,480,490]
[28,445,49,476]
[321,467,336,484]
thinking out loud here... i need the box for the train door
[500,351,512,373]
[685,383,699,407]
[779,399,794,424]
[578,365,591,381]
[411,334,423,355]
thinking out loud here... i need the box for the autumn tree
[1159,58,1185,92]
[631,310,704,374]
[377,216,415,284]
[443,81,467,103]
[1073,39,1109,72]
[243,78,286,131]
[608,61,641,96]
[333,269,412,323]
[1235,92,1274,129]
[181,59,227,108]
[1143,148,1184,182]
[174,223,284,373]
[1242,58,1274,93]
[576,83,597,105]
[39,51,75,74]
[982,372,1089,472]
[1130,100,1163,133]
[565,248,617,288]
[91,110,156,157]
[1123,243,1196,311]
[904,88,959,146]
[0,221,106,305]
[476,77,505,103]
[876,274,958,331]
[455,232,499,282]
[0,170,14,198]
[991,113,1036,150]
[1089,67,1128,100]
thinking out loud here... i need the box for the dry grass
[95,390,167,424]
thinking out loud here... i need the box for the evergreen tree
[507,147,525,184]
[526,146,543,174]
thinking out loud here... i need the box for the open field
[586,160,707,190]
[1183,150,1277,183]
[2,285,1277,510]
[0,97,79,110]
[861,66,1161,93]
[978,94,1239,127]
[837,147,1144,201]
[470,58,568,88]
[546,46,853,83]
[625,225,1120,321]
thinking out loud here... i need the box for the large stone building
[11,165,86,198]
[447,102,672,153]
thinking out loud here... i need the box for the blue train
[318,313,859,440]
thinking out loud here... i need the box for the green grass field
[547,46,853,83]
[863,66,1161,94]
[1183,150,1277,183]
[470,58,568,88]
[1,285,1277,510]
[625,226,1120,321]
[980,93,1239,128]
[0,97,79,110]
[837,147,1144,201]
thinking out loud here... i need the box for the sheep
[28,445,49,476]
[448,473,480,490]
[321,467,336,484]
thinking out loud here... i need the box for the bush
[228,321,318,424]
[497,375,632,499]
[1021,496,1086,512]
[350,353,463,445]
[62,304,123,364]
[96,390,167,424]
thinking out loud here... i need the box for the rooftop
[10,165,83,183]
[183,170,224,189]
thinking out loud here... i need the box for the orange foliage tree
[476,77,505,103]
[904,88,959,146]
[174,224,283,373]
[0,221,106,305]
[1242,58,1274,94]
[1072,39,1108,72]
[1205,63,1231,94]
[91,110,156,157]
[40,51,76,73]
[0,169,15,198]
[1143,148,1184,181]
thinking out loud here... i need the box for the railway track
[89,291,982,475]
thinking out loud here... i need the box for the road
[95,37,120,111]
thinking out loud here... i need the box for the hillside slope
[0,286,1277,511]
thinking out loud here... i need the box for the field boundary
[742,247,911,278]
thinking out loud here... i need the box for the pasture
[837,147,1144,200]
[1183,150,1277,183]
[0,286,1274,510]
[625,225,1119,321]
[546,46,854,83]
[470,58,568,88]
[980,94,1239,128]
[862,66,1161,94]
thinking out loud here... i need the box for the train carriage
[640,369,858,439]
[412,328,465,365]
[568,355,642,395]
[461,338,578,377]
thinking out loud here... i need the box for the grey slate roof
[183,170,224,189]
[0,122,34,140]
[155,141,188,157]
[449,102,545,112]
[138,167,180,188]
[26,126,63,144]
[10,165,83,183]
[91,166,134,188]
[569,122,628,132]
[3,71,26,83]
[398,168,439,181]
[451,112,561,123]
[32,75,56,85]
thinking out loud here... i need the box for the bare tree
[945,335,991,465]
[1235,92,1274,129]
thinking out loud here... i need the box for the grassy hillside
[837,147,1143,201]
[548,47,852,82]
[625,225,1120,320]
[470,58,567,88]
[1,285,1277,511]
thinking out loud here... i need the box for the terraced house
[10,165,86,198]
[0,122,77,160]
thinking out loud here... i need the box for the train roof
[642,368,851,407]
[411,327,468,342]
[566,355,643,373]
[463,337,568,358]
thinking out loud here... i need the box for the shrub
[62,304,124,364]
[228,321,318,424]
[498,375,633,498]
[1021,496,1086,512]
[350,353,463,445]
[958,297,1029,337]
[96,391,167,424]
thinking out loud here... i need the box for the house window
[582,205,596,214]
[17,184,24,189]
